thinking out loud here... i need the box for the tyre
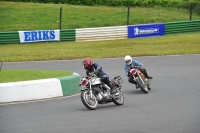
[136,78,148,94]
[81,90,98,110]
[112,90,124,105]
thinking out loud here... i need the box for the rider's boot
[144,72,153,79]
[148,86,151,90]
[147,76,153,79]
[107,82,116,94]
[143,72,153,79]
[140,69,153,79]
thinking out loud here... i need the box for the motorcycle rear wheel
[81,90,98,110]
[112,90,124,105]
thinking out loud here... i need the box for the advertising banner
[18,30,60,43]
[128,23,165,38]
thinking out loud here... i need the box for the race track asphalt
[1,55,200,133]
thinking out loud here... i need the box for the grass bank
[0,2,199,83]
[1,2,200,31]
[0,32,200,62]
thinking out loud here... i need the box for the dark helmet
[83,58,93,69]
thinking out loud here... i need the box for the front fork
[133,73,145,85]
[89,81,93,99]
[81,81,93,100]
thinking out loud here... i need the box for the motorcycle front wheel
[81,90,98,110]
[136,78,148,94]
[112,90,124,105]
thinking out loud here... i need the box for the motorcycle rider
[83,57,116,94]
[124,55,153,88]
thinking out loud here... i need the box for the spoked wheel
[112,90,124,105]
[81,90,98,110]
[136,78,148,94]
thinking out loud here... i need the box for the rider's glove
[127,72,130,77]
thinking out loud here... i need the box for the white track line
[0,93,81,106]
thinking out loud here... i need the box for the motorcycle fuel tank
[91,78,102,85]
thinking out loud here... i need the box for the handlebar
[133,66,142,68]
[82,72,98,80]
[88,72,98,78]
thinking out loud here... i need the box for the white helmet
[124,55,132,65]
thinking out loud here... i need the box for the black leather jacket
[86,63,108,78]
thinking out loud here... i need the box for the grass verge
[0,32,200,62]
[0,69,73,83]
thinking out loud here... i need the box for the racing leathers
[124,60,152,85]
[86,63,115,94]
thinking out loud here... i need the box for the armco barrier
[0,29,76,45]
[0,31,20,44]
[0,20,200,44]
[76,26,127,42]
[60,29,76,42]
[165,20,200,34]
[0,73,81,103]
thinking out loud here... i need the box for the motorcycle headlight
[130,69,137,75]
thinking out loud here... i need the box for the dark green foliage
[1,0,200,15]
[193,2,200,15]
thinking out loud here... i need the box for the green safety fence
[0,31,20,45]
[0,21,199,45]
[0,29,75,45]
[60,29,75,42]
[165,20,200,35]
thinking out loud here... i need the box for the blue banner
[128,23,165,38]
[18,30,60,43]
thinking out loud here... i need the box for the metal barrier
[76,26,127,42]
[60,29,75,42]
[165,20,200,34]
[0,31,20,45]
[0,29,76,45]
[0,20,199,44]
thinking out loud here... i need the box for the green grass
[1,32,199,83]
[0,69,73,83]
[0,32,200,62]
[0,2,200,83]
[0,2,200,31]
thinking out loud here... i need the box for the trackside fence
[0,31,20,44]
[60,29,75,42]
[76,26,127,42]
[0,29,76,45]
[0,20,199,45]
[165,20,200,34]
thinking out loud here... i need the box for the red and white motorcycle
[79,72,124,110]
[129,67,151,94]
